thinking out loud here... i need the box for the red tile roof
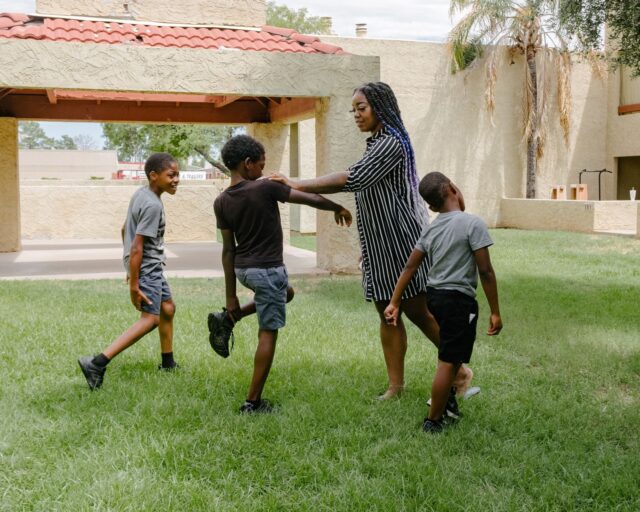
[0,13,346,55]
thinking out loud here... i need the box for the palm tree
[448,0,577,198]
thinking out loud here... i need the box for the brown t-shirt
[214,178,291,268]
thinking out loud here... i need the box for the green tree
[18,121,54,149]
[102,123,233,174]
[266,2,332,34]
[52,134,77,150]
[102,124,149,162]
[561,0,640,76]
[449,0,592,198]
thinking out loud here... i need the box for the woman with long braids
[271,82,472,400]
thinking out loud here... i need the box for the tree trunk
[526,48,538,199]
[194,147,230,176]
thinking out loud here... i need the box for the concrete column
[248,122,291,243]
[298,118,317,234]
[636,202,640,239]
[0,118,20,252]
[315,96,363,273]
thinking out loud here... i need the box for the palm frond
[556,50,572,146]
[485,48,499,123]
[536,53,551,160]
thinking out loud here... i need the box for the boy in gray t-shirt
[77,153,180,391]
[385,172,502,434]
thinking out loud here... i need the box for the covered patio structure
[0,0,379,271]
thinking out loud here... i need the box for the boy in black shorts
[384,171,502,433]
[209,135,352,413]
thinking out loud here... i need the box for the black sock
[92,353,110,367]
[161,352,176,368]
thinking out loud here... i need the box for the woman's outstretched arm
[269,171,349,194]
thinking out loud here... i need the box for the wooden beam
[45,89,57,104]
[212,95,242,108]
[0,88,13,101]
[269,97,316,123]
[619,103,640,115]
[51,90,238,105]
[0,94,269,124]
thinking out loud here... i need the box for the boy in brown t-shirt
[210,134,352,413]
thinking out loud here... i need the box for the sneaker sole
[209,333,230,358]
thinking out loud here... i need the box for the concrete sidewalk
[0,239,327,280]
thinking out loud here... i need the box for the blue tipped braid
[357,82,425,218]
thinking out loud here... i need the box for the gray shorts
[235,266,288,331]
[139,269,172,316]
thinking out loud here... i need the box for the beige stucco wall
[322,37,609,221]
[607,68,640,198]
[20,149,118,180]
[315,97,361,272]
[0,39,377,99]
[500,199,596,233]
[500,198,637,234]
[0,118,20,252]
[593,201,638,232]
[20,181,228,241]
[36,0,267,27]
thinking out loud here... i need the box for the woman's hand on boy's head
[334,207,352,227]
[487,313,503,336]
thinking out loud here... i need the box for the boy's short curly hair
[221,135,265,171]
[144,152,177,179]
[418,172,451,210]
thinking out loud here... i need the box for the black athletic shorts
[427,287,479,364]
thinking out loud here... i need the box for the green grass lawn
[1,230,639,511]
[289,232,317,252]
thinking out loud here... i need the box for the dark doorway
[617,156,640,199]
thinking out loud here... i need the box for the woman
[272,82,472,399]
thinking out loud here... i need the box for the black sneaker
[445,389,461,419]
[239,399,273,414]
[427,388,462,419]
[422,417,445,434]
[157,363,180,372]
[78,355,106,390]
[207,309,235,358]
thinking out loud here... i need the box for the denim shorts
[427,288,478,364]
[235,266,288,331]
[139,269,172,316]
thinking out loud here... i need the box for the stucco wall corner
[0,117,20,252]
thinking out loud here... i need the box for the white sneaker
[463,386,481,400]
[427,386,481,407]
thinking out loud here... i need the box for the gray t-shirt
[415,211,493,298]
[123,186,166,275]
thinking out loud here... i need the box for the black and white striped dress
[343,127,429,302]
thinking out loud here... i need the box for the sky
[1,0,460,142]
